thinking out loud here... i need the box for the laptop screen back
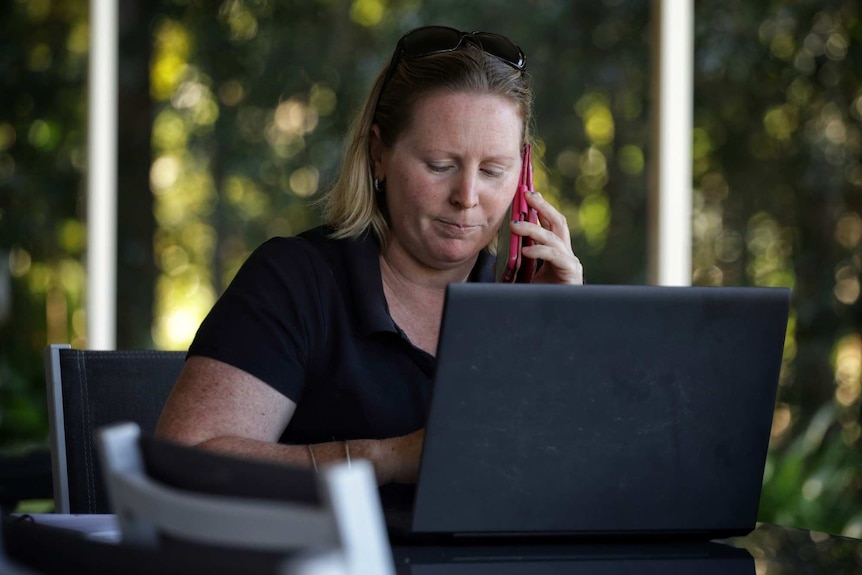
[412,284,790,538]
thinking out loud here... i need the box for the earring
[374,178,384,193]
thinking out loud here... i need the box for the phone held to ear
[495,144,538,283]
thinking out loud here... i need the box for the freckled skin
[376,91,523,277]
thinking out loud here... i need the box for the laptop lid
[410,284,790,539]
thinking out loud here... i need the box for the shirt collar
[343,231,396,336]
[340,230,497,337]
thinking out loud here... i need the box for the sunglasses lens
[473,33,525,69]
[401,26,464,57]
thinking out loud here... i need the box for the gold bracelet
[344,440,351,467]
[307,443,318,473]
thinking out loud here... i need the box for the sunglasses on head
[374,26,526,114]
[394,26,525,70]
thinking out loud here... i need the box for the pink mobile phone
[495,145,539,283]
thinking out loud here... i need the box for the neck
[379,242,477,294]
[378,245,477,355]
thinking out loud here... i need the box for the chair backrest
[97,422,395,575]
[45,344,186,514]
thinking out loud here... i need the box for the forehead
[398,90,524,149]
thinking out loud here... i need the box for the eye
[481,167,505,178]
[428,163,453,173]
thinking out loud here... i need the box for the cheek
[488,180,518,216]
[387,175,430,221]
[490,202,512,229]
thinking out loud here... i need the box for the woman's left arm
[512,190,584,285]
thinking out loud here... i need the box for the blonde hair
[321,45,534,247]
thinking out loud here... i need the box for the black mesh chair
[45,344,186,513]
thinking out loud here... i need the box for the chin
[431,239,487,265]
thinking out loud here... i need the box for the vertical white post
[86,0,118,349]
[649,0,693,286]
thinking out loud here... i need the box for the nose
[449,172,479,209]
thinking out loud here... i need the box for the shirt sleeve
[187,237,330,402]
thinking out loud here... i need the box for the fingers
[523,240,584,284]
[526,191,572,246]
[510,191,571,252]
[511,191,584,285]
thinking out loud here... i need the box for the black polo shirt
[188,225,495,444]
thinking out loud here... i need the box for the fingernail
[513,220,520,225]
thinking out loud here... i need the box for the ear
[369,124,385,181]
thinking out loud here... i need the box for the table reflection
[393,524,862,575]
[722,523,862,574]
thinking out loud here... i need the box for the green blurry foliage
[693,0,862,536]
[0,0,859,535]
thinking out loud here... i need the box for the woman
[156,26,583,484]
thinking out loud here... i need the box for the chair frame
[45,343,71,514]
[98,423,337,550]
[44,343,187,514]
[97,423,394,575]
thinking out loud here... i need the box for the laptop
[386,283,790,543]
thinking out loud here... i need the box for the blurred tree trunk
[116,0,156,349]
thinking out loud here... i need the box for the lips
[436,219,481,234]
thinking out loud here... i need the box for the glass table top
[392,523,862,574]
